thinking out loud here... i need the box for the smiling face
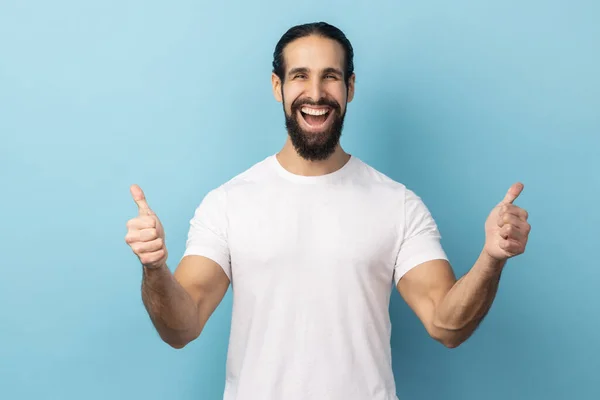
[272,35,355,161]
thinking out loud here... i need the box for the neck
[277,137,351,177]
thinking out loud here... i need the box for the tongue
[304,113,328,126]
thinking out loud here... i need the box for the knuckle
[149,229,159,240]
[140,228,152,241]
[144,217,156,228]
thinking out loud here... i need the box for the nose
[306,78,325,102]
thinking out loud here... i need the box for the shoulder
[221,155,277,190]
[198,154,278,205]
[350,156,431,212]
[350,156,407,193]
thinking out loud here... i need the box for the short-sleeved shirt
[183,154,448,400]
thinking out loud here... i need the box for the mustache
[291,97,341,112]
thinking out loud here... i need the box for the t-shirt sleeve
[181,186,231,280]
[393,188,448,285]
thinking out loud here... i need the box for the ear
[272,73,283,102]
[346,73,356,103]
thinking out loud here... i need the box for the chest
[226,185,403,284]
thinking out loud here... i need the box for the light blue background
[1,1,598,399]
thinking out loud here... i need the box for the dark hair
[272,22,354,86]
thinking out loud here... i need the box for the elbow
[162,330,200,350]
[166,340,189,349]
[428,323,466,349]
[440,337,464,349]
[431,331,465,349]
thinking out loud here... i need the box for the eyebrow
[287,67,344,78]
[288,67,309,77]
[322,67,343,77]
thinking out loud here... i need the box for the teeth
[301,107,329,116]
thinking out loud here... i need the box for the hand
[483,182,531,262]
[125,184,168,269]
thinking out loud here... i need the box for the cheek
[283,87,302,112]
[326,83,348,106]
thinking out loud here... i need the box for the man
[125,22,530,400]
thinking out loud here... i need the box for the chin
[286,120,343,161]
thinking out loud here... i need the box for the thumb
[130,184,154,215]
[501,182,524,204]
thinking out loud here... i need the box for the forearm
[141,263,200,348]
[432,251,505,346]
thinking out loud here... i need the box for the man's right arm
[141,256,230,349]
[126,184,230,349]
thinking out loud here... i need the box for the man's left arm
[397,183,531,348]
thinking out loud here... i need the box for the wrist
[477,250,506,277]
[143,261,167,272]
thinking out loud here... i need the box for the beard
[283,95,346,161]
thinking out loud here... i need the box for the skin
[125,184,229,348]
[272,35,355,177]
[125,35,531,350]
[397,182,530,347]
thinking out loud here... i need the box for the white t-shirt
[183,154,448,400]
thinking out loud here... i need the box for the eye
[294,73,307,79]
[325,74,338,80]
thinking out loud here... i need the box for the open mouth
[299,106,333,130]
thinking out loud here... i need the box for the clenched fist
[125,184,168,269]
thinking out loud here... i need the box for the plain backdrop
[1,1,598,399]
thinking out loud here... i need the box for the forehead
[283,35,345,73]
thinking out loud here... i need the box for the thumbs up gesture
[483,183,531,262]
[125,184,168,269]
